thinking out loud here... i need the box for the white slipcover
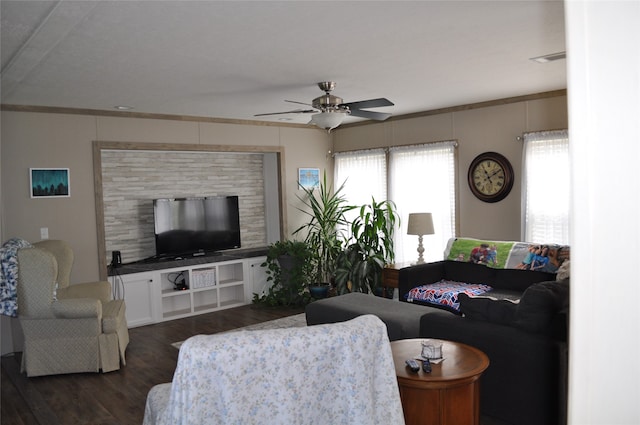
[143,314,405,425]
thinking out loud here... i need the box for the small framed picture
[298,168,320,190]
[30,168,70,198]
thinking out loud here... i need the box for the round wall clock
[467,152,514,203]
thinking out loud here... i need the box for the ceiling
[1,0,566,127]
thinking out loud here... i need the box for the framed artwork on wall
[30,168,70,198]
[298,168,320,189]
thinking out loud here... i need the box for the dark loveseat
[399,260,569,425]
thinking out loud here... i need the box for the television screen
[153,196,241,258]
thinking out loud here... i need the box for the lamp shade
[310,111,347,130]
[407,213,434,236]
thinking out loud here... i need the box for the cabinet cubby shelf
[162,289,189,296]
[192,286,218,293]
[113,255,267,327]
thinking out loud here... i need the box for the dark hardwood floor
[2,303,509,425]
[1,304,304,425]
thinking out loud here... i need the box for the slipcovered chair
[16,240,129,377]
[143,315,405,425]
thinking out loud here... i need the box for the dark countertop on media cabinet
[109,246,268,276]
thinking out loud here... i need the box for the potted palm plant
[335,198,400,295]
[293,171,354,298]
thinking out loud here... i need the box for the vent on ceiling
[530,51,566,63]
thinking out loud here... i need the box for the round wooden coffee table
[390,338,489,425]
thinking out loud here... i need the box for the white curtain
[334,149,387,238]
[389,141,457,264]
[334,148,387,205]
[522,130,570,244]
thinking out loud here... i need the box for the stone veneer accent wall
[101,150,266,263]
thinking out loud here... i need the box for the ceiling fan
[255,82,394,130]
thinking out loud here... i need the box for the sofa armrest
[398,261,445,301]
[52,298,102,319]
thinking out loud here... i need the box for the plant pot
[309,284,330,299]
[374,286,394,298]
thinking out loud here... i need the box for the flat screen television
[153,196,241,258]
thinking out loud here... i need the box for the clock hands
[481,163,500,186]
[479,165,507,194]
[480,164,492,182]
[487,169,505,192]
[474,161,506,195]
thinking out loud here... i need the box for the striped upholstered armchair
[16,240,129,377]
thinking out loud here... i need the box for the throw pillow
[514,280,570,333]
[458,293,518,325]
[556,260,570,281]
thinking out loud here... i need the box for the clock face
[467,152,514,203]
[472,159,505,195]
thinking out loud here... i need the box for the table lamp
[407,213,434,264]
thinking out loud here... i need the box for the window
[389,142,456,263]
[522,130,570,244]
[334,148,387,218]
[334,149,387,242]
[334,141,456,263]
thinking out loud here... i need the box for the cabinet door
[247,256,268,300]
[114,272,157,328]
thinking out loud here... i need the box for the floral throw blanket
[0,238,32,317]
[444,237,570,274]
[144,315,405,425]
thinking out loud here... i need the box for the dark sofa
[399,260,569,425]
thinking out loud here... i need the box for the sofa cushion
[514,280,570,334]
[443,261,496,284]
[492,268,557,292]
[406,280,492,313]
[458,293,518,325]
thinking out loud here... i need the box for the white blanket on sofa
[143,314,405,425]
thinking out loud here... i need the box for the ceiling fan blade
[285,100,314,107]
[254,109,316,117]
[341,98,394,109]
[348,109,392,121]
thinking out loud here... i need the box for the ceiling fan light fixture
[310,111,348,130]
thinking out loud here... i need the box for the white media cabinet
[111,253,268,328]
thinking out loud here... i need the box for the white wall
[566,1,640,423]
[1,113,330,283]
[334,95,568,241]
[0,112,331,354]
